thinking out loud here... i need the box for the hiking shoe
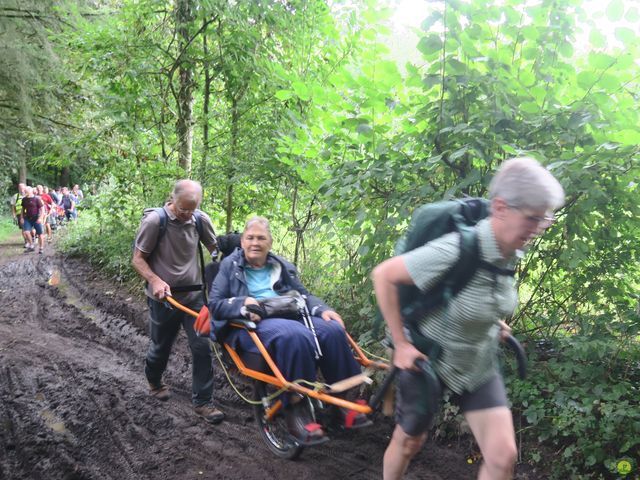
[338,404,373,430]
[148,383,170,401]
[194,404,225,424]
[284,400,328,446]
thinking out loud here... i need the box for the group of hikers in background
[9,182,83,253]
[129,156,564,480]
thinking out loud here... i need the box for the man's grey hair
[489,157,565,211]
[243,216,272,239]
[171,179,202,205]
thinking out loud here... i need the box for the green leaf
[275,89,293,101]
[291,81,310,101]
[447,58,466,73]
[559,42,574,58]
[598,73,621,92]
[449,146,468,162]
[614,27,636,46]
[610,129,640,145]
[356,123,373,136]
[520,101,540,114]
[577,71,598,89]
[417,34,443,56]
[606,0,625,21]
[521,25,540,41]
[588,52,616,69]
[421,11,442,31]
[520,70,536,87]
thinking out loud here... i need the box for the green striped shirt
[403,218,518,394]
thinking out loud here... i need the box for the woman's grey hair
[489,157,565,211]
[243,216,272,239]
[171,179,202,205]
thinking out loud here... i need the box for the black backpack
[382,198,516,355]
[62,195,73,210]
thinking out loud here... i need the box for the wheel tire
[253,381,304,460]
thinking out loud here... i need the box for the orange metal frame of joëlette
[165,296,389,416]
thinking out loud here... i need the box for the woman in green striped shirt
[373,157,564,480]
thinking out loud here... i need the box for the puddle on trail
[38,402,68,434]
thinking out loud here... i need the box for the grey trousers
[145,297,214,407]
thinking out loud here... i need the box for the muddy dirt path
[0,231,483,480]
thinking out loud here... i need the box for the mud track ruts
[0,237,484,479]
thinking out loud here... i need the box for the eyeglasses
[508,205,555,228]
[174,205,195,216]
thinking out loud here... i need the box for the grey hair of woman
[489,157,565,212]
[171,179,202,205]
[243,216,272,239]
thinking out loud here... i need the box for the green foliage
[0,216,18,242]
[507,317,640,478]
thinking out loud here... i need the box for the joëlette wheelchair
[165,234,389,459]
[164,234,526,460]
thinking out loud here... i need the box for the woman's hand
[394,341,427,371]
[498,319,512,342]
[243,297,262,322]
[321,310,344,328]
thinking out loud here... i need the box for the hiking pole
[300,302,323,360]
[288,291,323,360]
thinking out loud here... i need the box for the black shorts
[396,370,508,436]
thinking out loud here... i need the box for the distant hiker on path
[21,186,46,254]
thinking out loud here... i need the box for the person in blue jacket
[209,216,370,444]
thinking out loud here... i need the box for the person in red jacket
[21,186,45,253]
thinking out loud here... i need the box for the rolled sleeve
[134,210,161,254]
[402,232,460,292]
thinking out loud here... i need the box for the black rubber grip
[368,366,397,411]
[505,335,527,380]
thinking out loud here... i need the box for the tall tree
[174,0,195,174]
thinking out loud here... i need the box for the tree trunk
[175,0,194,175]
[199,29,211,185]
[60,166,70,187]
[225,98,239,234]
[18,157,27,185]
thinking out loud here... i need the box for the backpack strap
[152,207,168,249]
[193,210,208,304]
[441,225,515,305]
